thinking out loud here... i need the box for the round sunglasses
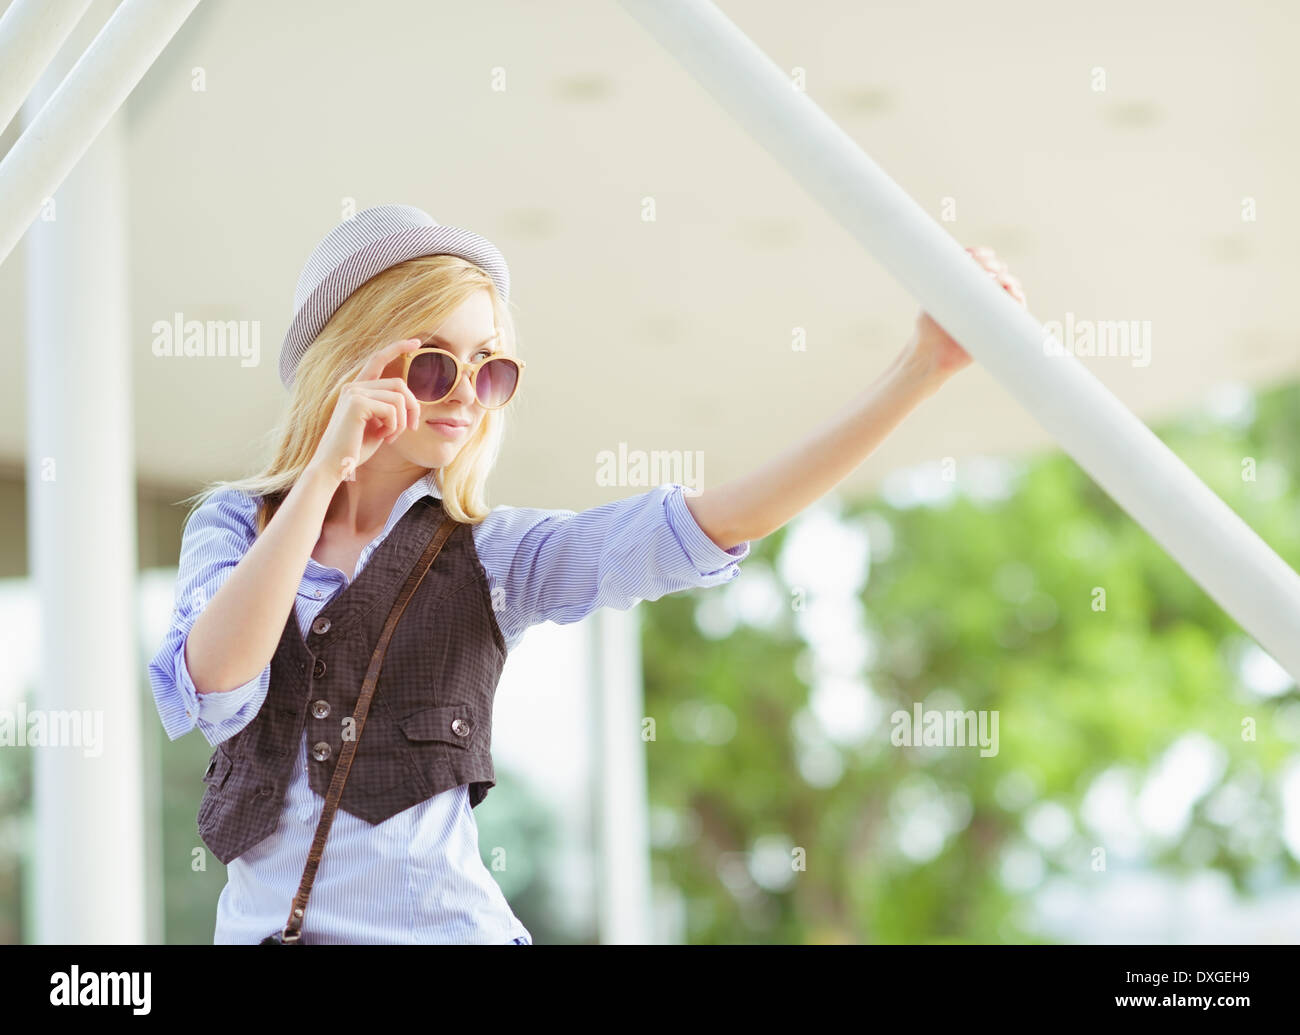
[400,346,525,409]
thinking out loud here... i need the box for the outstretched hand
[907,245,1027,378]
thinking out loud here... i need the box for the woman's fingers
[967,245,1026,307]
[356,337,423,385]
[350,385,412,442]
[348,377,421,436]
[370,376,422,431]
[1001,275,1027,307]
[967,245,1006,273]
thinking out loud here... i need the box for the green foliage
[642,381,1300,943]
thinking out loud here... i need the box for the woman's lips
[427,419,469,437]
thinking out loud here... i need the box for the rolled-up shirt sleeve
[475,481,751,651]
[147,488,271,745]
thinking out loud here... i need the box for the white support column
[0,0,95,139]
[0,0,200,266]
[23,1,147,944]
[592,605,653,944]
[616,0,1300,681]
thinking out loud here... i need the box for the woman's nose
[452,367,479,404]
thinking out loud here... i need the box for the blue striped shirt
[147,469,750,944]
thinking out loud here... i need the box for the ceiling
[2,0,1296,511]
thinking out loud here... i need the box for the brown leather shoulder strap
[276,511,459,943]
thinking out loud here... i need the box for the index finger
[356,337,423,384]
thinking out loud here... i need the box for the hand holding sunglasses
[309,336,526,485]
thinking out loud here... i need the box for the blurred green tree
[642,381,1300,944]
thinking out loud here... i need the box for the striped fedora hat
[279,203,511,388]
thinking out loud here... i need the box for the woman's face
[380,289,499,468]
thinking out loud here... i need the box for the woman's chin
[419,442,463,467]
[388,438,462,469]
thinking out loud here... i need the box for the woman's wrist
[894,336,952,398]
[301,459,345,495]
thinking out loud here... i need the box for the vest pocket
[197,749,234,845]
[201,748,233,790]
[396,704,479,749]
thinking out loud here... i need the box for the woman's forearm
[185,463,342,694]
[684,339,949,549]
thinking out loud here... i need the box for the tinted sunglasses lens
[408,351,457,402]
[476,358,519,407]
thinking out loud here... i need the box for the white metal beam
[0,0,95,139]
[615,0,1300,681]
[0,0,200,266]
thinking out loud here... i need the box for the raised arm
[683,246,1026,547]
[147,463,340,744]
[148,487,271,744]
[475,483,750,653]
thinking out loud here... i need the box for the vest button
[312,741,332,762]
[451,718,472,737]
[313,659,327,679]
[311,616,331,635]
[311,699,331,720]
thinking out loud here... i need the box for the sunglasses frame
[400,346,526,410]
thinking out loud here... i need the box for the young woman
[148,204,1025,945]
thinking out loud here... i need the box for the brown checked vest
[196,494,508,865]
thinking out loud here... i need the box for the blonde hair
[178,253,521,536]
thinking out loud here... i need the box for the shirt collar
[374,468,443,543]
[422,467,442,501]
